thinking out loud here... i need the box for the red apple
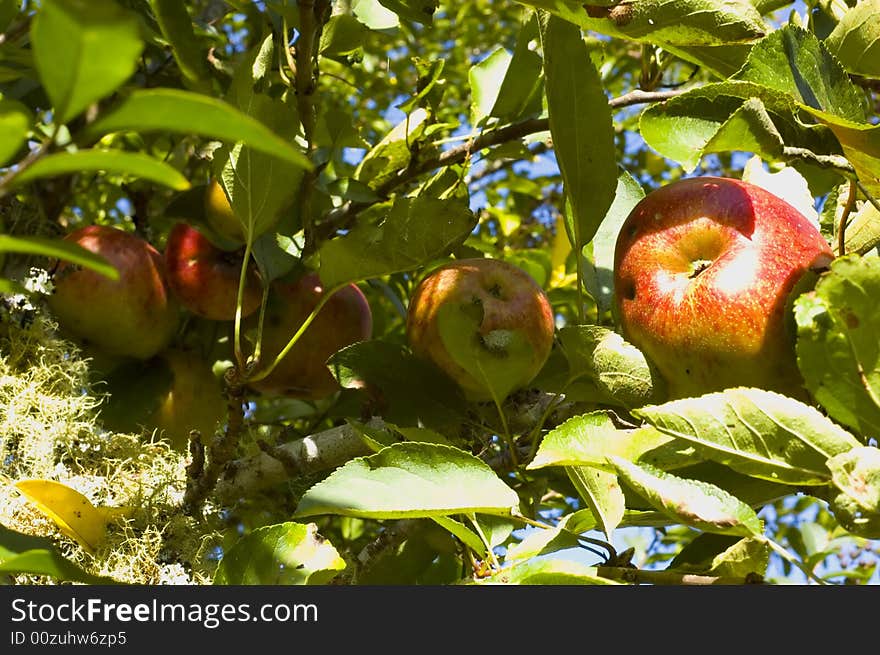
[613,176,833,400]
[405,257,556,401]
[164,222,262,321]
[246,273,373,400]
[48,225,180,360]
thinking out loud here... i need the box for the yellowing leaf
[14,480,125,554]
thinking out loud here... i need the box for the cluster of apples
[46,182,373,448]
[45,174,835,449]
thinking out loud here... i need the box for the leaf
[558,325,666,409]
[566,465,625,540]
[489,14,543,121]
[353,108,429,189]
[213,34,305,241]
[794,255,880,437]
[352,0,399,30]
[608,456,764,537]
[668,534,769,578]
[14,480,126,554]
[734,25,868,124]
[469,48,512,127]
[355,520,461,585]
[633,388,862,486]
[827,446,880,515]
[801,110,880,198]
[320,14,369,60]
[84,89,312,170]
[639,81,832,173]
[293,442,520,519]
[30,0,143,123]
[522,0,766,47]
[316,196,476,288]
[0,98,31,167]
[213,522,346,585]
[329,339,468,433]
[581,171,645,315]
[11,149,190,190]
[539,14,617,252]
[479,558,620,585]
[0,523,119,584]
[0,234,118,280]
[529,412,692,471]
[148,0,212,92]
[377,0,438,25]
[839,202,880,257]
[431,516,487,556]
[824,0,880,79]
[504,515,583,563]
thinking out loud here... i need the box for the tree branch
[595,566,765,585]
[314,88,686,240]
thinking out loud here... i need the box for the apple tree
[1,0,879,586]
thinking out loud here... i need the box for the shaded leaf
[0,234,118,280]
[0,98,31,167]
[294,442,520,519]
[633,388,861,485]
[316,197,476,288]
[0,523,119,584]
[84,89,312,170]
[378,0,438,25]
[539,14,616,252]
[608,456,763,537]
[11,149,190,190]
[213,522,345,585]
[794,254,880,437]
[31,0,143,123]
[148,0,212,92]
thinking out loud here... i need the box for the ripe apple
[204,178,246,245]
[246,273,373,400]
[164,222,262,321]
[405,257,556,401]
[48,225,180,360]
[612,176,833,400]
[148,347,227,450]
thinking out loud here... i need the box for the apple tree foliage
[1,0,880,585]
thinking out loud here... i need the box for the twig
[838,179,857,257]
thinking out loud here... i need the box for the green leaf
[558,325,666,409]
[566,465,625,541]
[293,442,520,519]
[469,48,512,127]
[377,0,438,25]
[320,13,369,61]
[329,340,468,433]
[824,0,880,79]
[529,412,692,471]
[581,171,645,315]
[639,81,830,173]
[353,108,430,190]
[668,534,769,578]
[354,520,461,584]
[794,254,880,437]
[633,388,862,486]
[0,523,119,584]
[489,14,543,121]
[84,89,312,170]
[0,0,18,33]
[0,98,31,167]
[522,0,766,47]
[214,35,304,241]
[148,0,212,93]
[504,515,583,563]
[430,516,487,556]
[352,0,399,30]
[479,557,620,585]
[539,14,617,252]
[0,234,118,280]
[827,446,880,515]
[734,25,868,124]
[11,150,190,190]
[839,202,880,257]
[801,110,880,198]
[316,197,476,288]
[31,0,143,123]
[608,456,764,537]
[213,522,346,585]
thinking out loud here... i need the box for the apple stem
[232,234,256,370]
[245,281,344,385]
[468,513,501,571]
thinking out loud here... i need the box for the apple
[164,222,262,322]
[405,257,556,401]
[246,273,373,400]
[48,225,180,360]
[148,347,228,450]
[612,176,833,400]
[204,178,246,245]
